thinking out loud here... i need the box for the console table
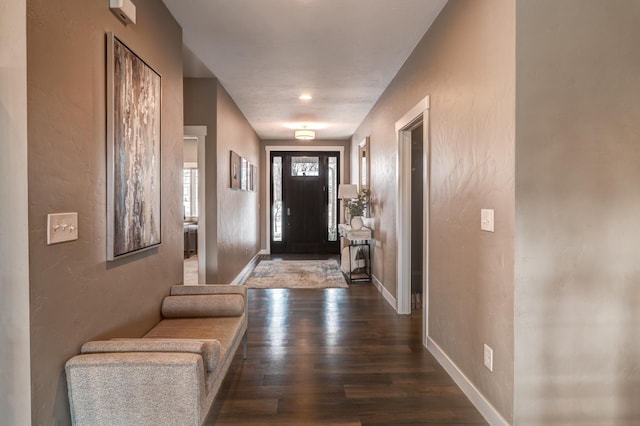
[338,224,372,283]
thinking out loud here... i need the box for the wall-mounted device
[109,0,136,25]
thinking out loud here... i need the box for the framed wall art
[250,164,257,192]
[230,151,256,192]
[106,33,162,260]
[241,157,248,191]
[230,151,241,189]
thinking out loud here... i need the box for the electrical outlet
[484,344,493,372]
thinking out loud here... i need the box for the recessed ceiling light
[299,94,312,101]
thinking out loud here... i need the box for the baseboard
[427,337,510,426]
[371,274,397,312]
[231,250,265,285]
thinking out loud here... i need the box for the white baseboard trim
[230,250,266,285]
[427,337,510,426]
[371,274,397,312]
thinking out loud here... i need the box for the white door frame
[264,145,345,254]
[184,125,207,284]
[395,95,430,344]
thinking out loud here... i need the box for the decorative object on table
[354,247,366,273]
[346,188,370,230]
[337,183,358,224]
[350,216,364,230]
[230,151,241,189]
[106,33,161,260]
[244,260,348,289]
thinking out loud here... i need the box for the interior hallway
[206,285,487,425]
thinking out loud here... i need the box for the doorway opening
[411,125,424,311]
[396,95,429,345]
[183,126,207,284]
[270,151,340,254]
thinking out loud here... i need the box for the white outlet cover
[481,209,494,232]
[47,212,79,245]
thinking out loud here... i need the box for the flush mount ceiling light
[294,129,315,140]
[283,122,329,130]
[299,94,312,101]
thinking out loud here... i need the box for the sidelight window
[272,156,283,242]
[328,157,337,241]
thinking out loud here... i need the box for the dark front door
[271,152,340,254]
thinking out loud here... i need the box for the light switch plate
[481,209,494,232]
[484,344,494,371]
[47,212,78,245]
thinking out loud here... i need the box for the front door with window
[271,152,339,254]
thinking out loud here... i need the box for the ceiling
[161,0,448,140]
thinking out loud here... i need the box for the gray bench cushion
[162,294,244,318]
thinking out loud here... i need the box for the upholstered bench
[65,284,247,425]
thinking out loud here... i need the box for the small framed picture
[241,157,248,191]
[230,151,241,189]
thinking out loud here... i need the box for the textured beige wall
[259,139,351,249]
[27,0,183,423]
[216,82,261,282]
[0,0,31,423]
[184,78,219,282]
[352,0,515,420]
[515,1,640,424]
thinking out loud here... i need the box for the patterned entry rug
[243,259,348,289]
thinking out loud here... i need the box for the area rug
[243,260,348,289]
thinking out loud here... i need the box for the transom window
[291,156,319,176]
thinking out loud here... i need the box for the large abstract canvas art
[107,33,161,260]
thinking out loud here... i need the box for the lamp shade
[337,184,358,199]
[294,129,315,140]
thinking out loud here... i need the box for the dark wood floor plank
[205,281,487,426]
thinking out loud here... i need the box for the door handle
[287,208,291,216]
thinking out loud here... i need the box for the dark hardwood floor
[205,282,487,425]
